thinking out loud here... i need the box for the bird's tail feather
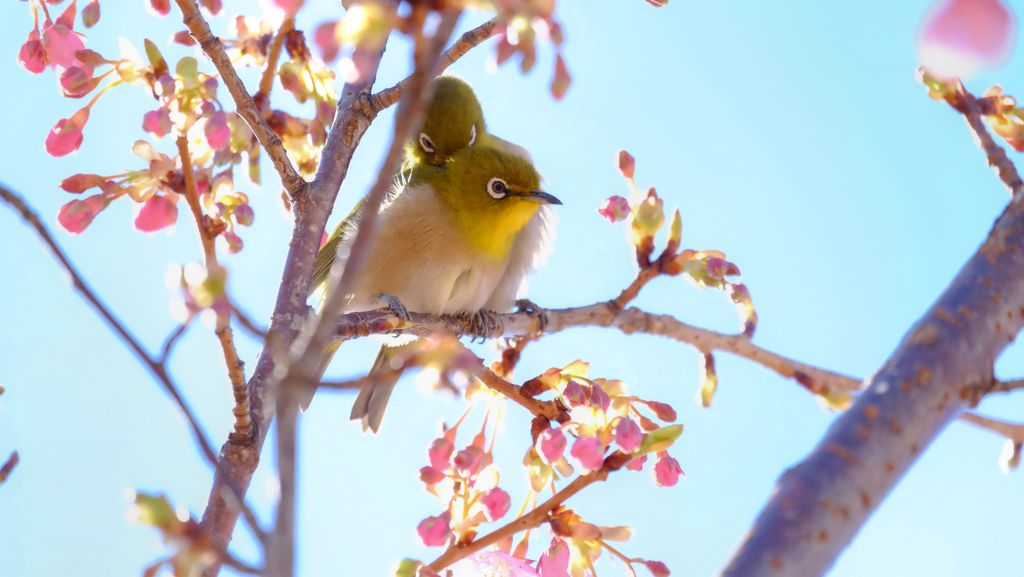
[350,342,416,434]
[298,341,341,412]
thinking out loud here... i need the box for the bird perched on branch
[305,145,559,433]
[403,74,533,169]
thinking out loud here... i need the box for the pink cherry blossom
[57,194,107,235]
[232,203,254,226]
[637,560,671,577]
[82,1,101,28]
[220,230,243,254]
[60,173,104,194]
[205,111,231,150]
[40,21,85,72]
[625,453,647,472]
[645,401,677,422]
[480,488,510,522]
[705,257,729,280]
[611,417,642,453]
[536,426,567,465]
[570,436,605,474]
[418,466,446,486]
[589,382,611,411]
[652,453,684,487]
[18,30,46,75]
[597,195,630,223]
[452,552,539,577]
[145,0,171,17]
[538,538,571,577]
[315,21,341,62]
[45,108,89,157]
[451,445,484,477]
[562,380,586,407]
[415,511,452,547]
[60,65,94,98]
[271,0,305,16]
[918,0,1016,79]
[427,437,454,472]
[134,195,178,233]
[143,108,172,138]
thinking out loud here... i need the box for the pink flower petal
[82,0,101,28]
[538,538,571,577]
[611,417,643,453]
[60,64,95,97]
[143,108,172,138]
[536,426,567,465]
[625,453,647,472]
[453,552,539,577]
[480,488,510,522]
[134,194,178,233]
[570,436,606,474]
[427,437,454,472]
[652,453,684,487]
[416,511,452,547]
[145,0,171,17]
[57,194,107,235]
[45,108,89,157]
[40,22,85,71]
[205,111,230,150]
[271,0,305,16]
[918,0,1015,79]
[18,31,47,75]
[232,203,254,226]
[597,195,630,223]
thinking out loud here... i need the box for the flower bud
[597,195,630,223]
[611,417,643,453]
[570,436,605,474]
[416,511,452,547]
[653,453,684,487]
[536,426,567,465]
[617,150,635,179]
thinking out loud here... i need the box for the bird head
[405,75,487,167]
[430,145,561,260]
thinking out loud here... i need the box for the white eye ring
[469,124,477,146]
[418,132,436,154]
[487,177,508,199]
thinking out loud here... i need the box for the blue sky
[2,1,1024,576]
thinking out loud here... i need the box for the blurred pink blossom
[416,511,452,547]
[57,194,107,235]
[134,195,178,233]
[652,453,684,487]
[570,436,605,473]
[480,488,511,522]
[918,0,1016,79]
[536,426,567,465]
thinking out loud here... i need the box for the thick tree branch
[722,87,1024,577]
[174,0,305,196]
[263,13,463,577]
[195,5,400,567]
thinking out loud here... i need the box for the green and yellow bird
[403,74,533,169]
[305,146,560,433]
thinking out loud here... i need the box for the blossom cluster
[410,360,679,577]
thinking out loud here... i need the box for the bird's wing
[484,204,558,312]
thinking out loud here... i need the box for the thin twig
[960,412,1024,443]
[173,0,305,196]
[331,303,864,396]
[428,453,631,572]
[946,82,1024,198]
[160,321,192,364]
[990,379,1024,394]
[0,184,265,542]
[255,18,294,112]
[368,17,498,114]
[232,306,268,339]
[0,452,19,485]
[475,363,563,421]
[177,135,252,443]
[176,135,217,266]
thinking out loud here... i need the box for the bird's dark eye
[468,125,477,146]
[418,132,436,154]
[487,177,508,199]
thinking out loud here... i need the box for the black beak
[519,190,563,205]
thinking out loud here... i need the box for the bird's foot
[515,298,548,335]
[378,294,411,321]
[462,309,503,343]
